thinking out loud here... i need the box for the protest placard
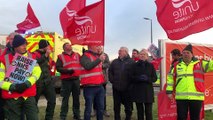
[4,53,37,84]
[148,44,160,59]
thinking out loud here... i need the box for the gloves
[9,84,16,92]
[68,69,74,74]
[15,81,31,93]
[137,74,148,81]
[15,83,28,93]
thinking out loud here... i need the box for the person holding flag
[80,45,106,120]
[91,46,110,117]
[0,35,41,120]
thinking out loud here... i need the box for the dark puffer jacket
[108,56,134,91]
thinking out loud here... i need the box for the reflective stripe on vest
[80,71,103,79]
[0,48,6,56]
[5,54,10,71]
[0,81,4,88]
[0,68,4,72]
[81,53,103,75]
[68,67,83,70]
[204,62,209,72]
[80,52,104,85]
[88,55,102,68]
[167,83,174,87]
[80,55,102,75]
[60,53,80,67]
[2,52,36,99]
[59,53,82,79]
[176,74,193,78]
[31,74,38,81]
[194,70,204,74]
[193,61,205,92]
[176,92,204,96]
[194,78,204,82]
[173,60,205,93]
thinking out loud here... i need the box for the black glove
[9,84,16,92]
[68,69,74,74]
[137,74,148,81]
[15,82,30,93]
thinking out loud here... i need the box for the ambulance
[25,31,86,91]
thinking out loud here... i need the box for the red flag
[66,0,105,45]
[151,57,163,70]
[59,0,86,37]
[155,0,213,40]
[14,29,26,34]
[16,3,40,32]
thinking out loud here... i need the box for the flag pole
[103,0,105,46]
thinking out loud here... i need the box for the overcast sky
[1,0,213,60]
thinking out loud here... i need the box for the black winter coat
[129,60,157,103]
[108,56,134,91]
[33,50,52,84]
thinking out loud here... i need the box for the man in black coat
[109,46,134,120]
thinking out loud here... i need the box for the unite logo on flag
[24,18,33,24]
[16,3,40,33]
[66,7,77,17]
[66,0,104,45]
[21,18,34,29]
[66,7,77,21]
[155,0,213,40]
[172,0,199,23]
[74,15,96,41]
[65,5,96,41]
[59,0,86,37]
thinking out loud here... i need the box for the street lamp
[144,17,153,44]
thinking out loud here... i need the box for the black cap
[171,49,181,56]
[12,35,27,48]
[183,44,193,53]
[39,39,50,49]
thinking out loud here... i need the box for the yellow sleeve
[0,62,12,91]
[202,60,213,72]
[166,68,175,94]
[28,63,41,85]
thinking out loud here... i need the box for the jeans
[93,84,107,110]
[83,86,105,120]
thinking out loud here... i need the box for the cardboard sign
[5,53,37,84]
[148,44,159,59]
